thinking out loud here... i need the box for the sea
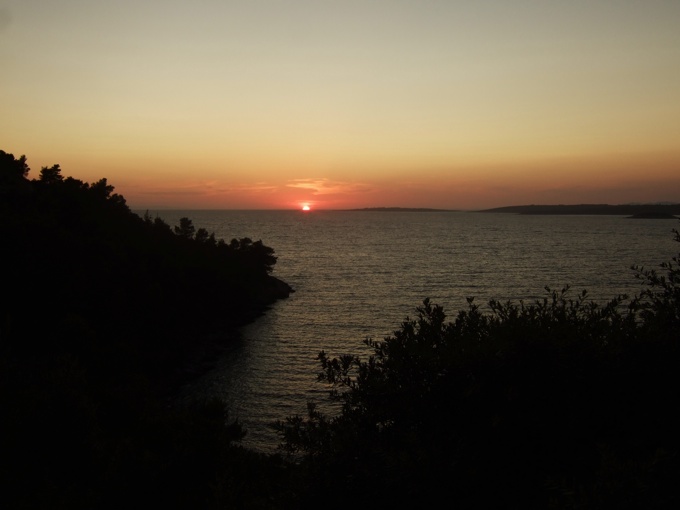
[143,209,679,454]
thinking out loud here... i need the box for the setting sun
[301,204,311,211]
[2,2,679,211]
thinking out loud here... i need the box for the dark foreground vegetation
[0,151,294,508]
[2,149,679,508]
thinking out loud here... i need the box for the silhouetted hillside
[1,150,292,382]
[0,150,294,509]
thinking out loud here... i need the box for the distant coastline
[477,204,680,218]
[342,207,458,212]
[338,204,679,218]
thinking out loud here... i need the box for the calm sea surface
[147,210,678,453]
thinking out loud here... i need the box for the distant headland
[343,207,458,212]
[477,203,680,218]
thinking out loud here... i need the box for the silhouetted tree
[195,227,210,243]
[39,164,64,184]
[0,149,29,182]
[632,226,680,333]
[154,215,172,232]
[0,150,32,206]
[277,225,680,508]
[174,216,196,239]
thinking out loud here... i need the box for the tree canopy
[276,229,680,509]
[0,150,293,509]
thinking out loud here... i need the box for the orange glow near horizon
[2,2,679,210]
[55,149,677,211]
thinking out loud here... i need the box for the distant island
[340,204,680,218]
[478,203,680,218]
[343,207,458,212]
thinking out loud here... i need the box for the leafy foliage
[0,151,293,509]
[277,227,680,508]
[632,227,680,329]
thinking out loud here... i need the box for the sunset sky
[2,0,679,210]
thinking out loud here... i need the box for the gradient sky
[2,0,679,210]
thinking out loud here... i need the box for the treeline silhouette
[1,150,295,508]
[2,149,679,508]
[276,237,680,508]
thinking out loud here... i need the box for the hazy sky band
[2,1,679,209]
